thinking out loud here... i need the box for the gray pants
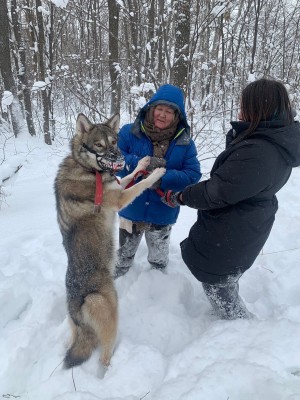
[202,274,253,320]
[114,222,172,279]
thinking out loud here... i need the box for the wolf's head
[72,113,124,172]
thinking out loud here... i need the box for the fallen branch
[1,164,23,183]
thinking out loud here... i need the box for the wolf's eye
[94,143,102,148]
[111,140,117,146]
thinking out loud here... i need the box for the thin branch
[71,367,77,391]
[140,392,150,400]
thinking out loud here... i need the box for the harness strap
[82,142,125,173]
[125,170,149,189]
[82,142,97,155]
[125,169,165,197]
[94,167,165,213]
[155,188,165,197]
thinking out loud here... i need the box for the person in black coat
[162,78,300,319]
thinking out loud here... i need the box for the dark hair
[239,78,293,139]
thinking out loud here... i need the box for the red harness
[124,169,164,197]
[94,169,164,212]
[94,169,121,212]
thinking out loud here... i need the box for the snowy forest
[1,0,300,148]
[1,1,300,399]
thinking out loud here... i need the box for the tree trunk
[145,0,155,80]
[108,0,121,115]
[250,0,263,75]
[0,0,24,137]
[36,0,52,145]
[11,0,36,136]
[127,0,141,86]
[48,2,55,138]
[172,0,191,92]
[157,0,164,83]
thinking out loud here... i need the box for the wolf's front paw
[137,156,151,171]
[149,167,166,181]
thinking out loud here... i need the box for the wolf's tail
[64,288,118,368]
[64,322,98,369]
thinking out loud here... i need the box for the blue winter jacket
[118,84,201,225]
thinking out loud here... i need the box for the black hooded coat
[180,120,300,284]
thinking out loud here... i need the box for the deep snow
[1,134,300,400]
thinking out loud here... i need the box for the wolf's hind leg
[64,318,98,369]
[82,288,118,367]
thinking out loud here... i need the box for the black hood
[230,120,300,167]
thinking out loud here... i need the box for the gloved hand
[161,190,183,208]
[146,157,166,171]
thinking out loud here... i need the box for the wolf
[54,113,165,369]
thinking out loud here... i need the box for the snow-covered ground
[1,135,300,400]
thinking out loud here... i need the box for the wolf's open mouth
[98,156,125,171]
[82,142,125,172]
[96,152,125,172]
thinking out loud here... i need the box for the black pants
[202,274,253,320]
[114,222,172,279]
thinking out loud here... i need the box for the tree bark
[36,0,52,144]
[172,0,191,93]
[11,0,36,136]
[0,0,24,137]
[108,0,121,115]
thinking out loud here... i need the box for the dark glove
[146,157,166,172]
[161,190,183,208]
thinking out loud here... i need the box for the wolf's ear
[106,113,120,134]
[76,113,93,137]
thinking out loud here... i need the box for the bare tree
[11,0,36,136]
[249,0,265,75]
[108,0,121,114]
[145,0,156,81]
[2,0,300,144]
[0,0,24,137]
[171,0,191,92]
[35,0,52,144]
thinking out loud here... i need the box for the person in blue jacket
[115,84,201,278]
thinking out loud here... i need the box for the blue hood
[132,84,190,136]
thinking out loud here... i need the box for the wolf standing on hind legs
[54,113,165,368]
